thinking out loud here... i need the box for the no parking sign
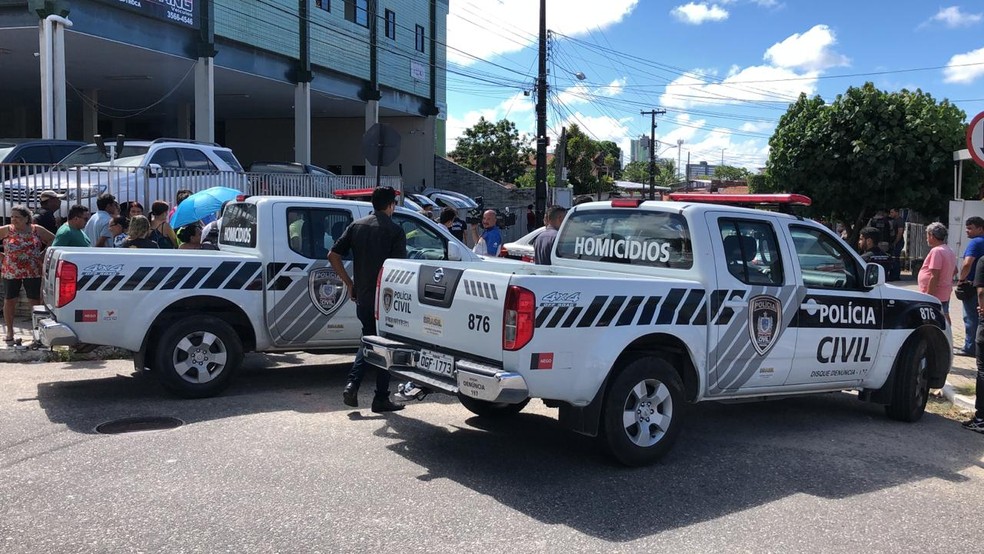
[967,111,984,168]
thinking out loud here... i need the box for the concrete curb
[0,345,131,364]
[942,383,976,413]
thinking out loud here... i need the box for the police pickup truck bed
[33,196,478,397]
[363,198,952,466]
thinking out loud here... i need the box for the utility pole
[534,0,548,225]
[640,108,666,200]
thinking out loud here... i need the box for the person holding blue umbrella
[170,187,242,230]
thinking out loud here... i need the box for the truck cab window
[393,213,447,260]
[287,207,353,259]
[719,219,784,285]
[789,225,859,289]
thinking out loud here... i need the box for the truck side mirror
[147,163,163,177]
[863,263,884,288]
[447,241,463,261]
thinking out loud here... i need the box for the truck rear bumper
[32,306,78,347]
[362,335,529,404]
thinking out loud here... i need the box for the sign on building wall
[98,0,196,28]
[410,61,426,81]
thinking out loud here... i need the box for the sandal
[4,337,14,345]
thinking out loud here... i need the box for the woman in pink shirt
[918,222,957,322]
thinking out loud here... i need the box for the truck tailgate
[377,259,512,362]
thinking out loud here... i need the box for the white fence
[0,163,402,219]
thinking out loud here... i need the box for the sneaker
[371,395,405,413]
[953,348,974,357]
[962,417,984,433]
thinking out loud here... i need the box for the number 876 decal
[468,313,491,332]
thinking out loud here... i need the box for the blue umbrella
[169,187,241,229]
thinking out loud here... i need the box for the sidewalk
[0,276,978,413]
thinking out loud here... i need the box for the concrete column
[194,57,215,143]
[39,18,52,139]
[177,103,192,139]
[52,20,67,139]
[294,83,311,164]
[112,118,125,137]
[82,89,98,141]
[366,99,379,179]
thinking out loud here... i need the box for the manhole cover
[95,416,184,435]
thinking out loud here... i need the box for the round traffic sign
[966,111,984,168]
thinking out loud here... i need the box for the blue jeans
[962,295,979,354]
[347,301,392,397]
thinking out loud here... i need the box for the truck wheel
[458,394,531,418]
[602,357,684,466]
[154,315,243,399]
[885,338,930,422]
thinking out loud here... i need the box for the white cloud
[671,2,729,25]
[660,65,813,109]
[740,120,775,133]
[927,6,983,28]
[447,0,638,65]
[444,95,535,152]
[600,78,627,97]
[764,24,849,71]
[944,46,984,84]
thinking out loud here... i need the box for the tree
[713,165,750,181]
[564,125,601,195]
[765,83,975,238]
[597,141,623,179]
[622,161,649,183]
[449,117,533,184]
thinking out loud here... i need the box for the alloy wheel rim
[621,378,673,447]
[171,331,228,384]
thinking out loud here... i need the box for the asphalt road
[2,353,983,553]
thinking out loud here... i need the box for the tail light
[55,260,78,308]
[374,266,384,321]
[502,285,535,351]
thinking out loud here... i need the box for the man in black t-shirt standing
[33,190,65,234]
[439,207,466,242]
[328,187,407,412]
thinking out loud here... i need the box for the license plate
[417,349,454,377]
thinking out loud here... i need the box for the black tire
[458,394,531,418]
[153,315,243,399]
[885,338,931,422]
[602,357,684,466]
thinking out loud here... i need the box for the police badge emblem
[748,295,782,356]
[382,287,394,313]
[308,268,347,317]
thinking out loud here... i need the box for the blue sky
[444,1,984,171]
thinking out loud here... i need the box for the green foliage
[714,165,750,180]
[515,167,556,189]
[449,117,533,184]
[561,125,624,195]
[766,83,969,228]
[622,161,649,183]
[746,173,768,193]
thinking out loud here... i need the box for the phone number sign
[100,0,196,28]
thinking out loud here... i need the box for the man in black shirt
[439,207,466,242]
[859,226,891,271]
[33,190,65,234]
[328,187,407,412]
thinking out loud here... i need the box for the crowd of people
[0,189,214,344]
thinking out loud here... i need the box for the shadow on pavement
[376,392,984,541]
[33,353,454,433]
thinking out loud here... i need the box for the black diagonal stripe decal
[102,275,125,291]
[385,269,396,282]
[76,275,94,290]
[267,263,286,282]
[656,289,686,324]
[490,285,498,300]
[535,307,554,328]
[596,296,627,327]
[691,299,709,325]
[676,289,706,324]
[86,275,109,290]
[225,262,262,289]
[285,263,307,271]
[616,296,645,326]
[202,262,240,289]
[141,267,172,291]
[576,296,609,328]
[402,272,414,285]
[562,306,583,328]
[482,282,493,298]
[465,280,475,296]
[120,267,153,291]
[715,289,744,325]
[546,306,569,328]
[707,289,730,325]
[161,267,192,290]
[638,296,661,325]
[181,267,211,289]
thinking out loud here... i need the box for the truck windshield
[555,209,693,269]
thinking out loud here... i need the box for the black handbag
[955,281,975,301]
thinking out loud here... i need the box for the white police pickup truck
[32,196,478,397]
[362,197,952,465]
